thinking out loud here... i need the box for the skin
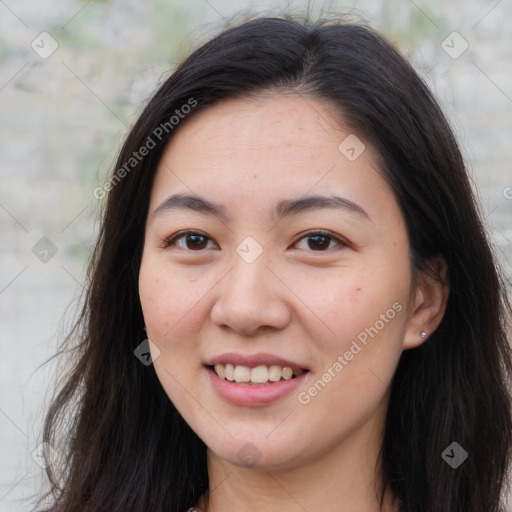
[138,92,449,512]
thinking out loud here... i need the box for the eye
[161,230,347,252]
[292,231,346,252]
[162,231,217,251]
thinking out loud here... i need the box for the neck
[196,405,397,512]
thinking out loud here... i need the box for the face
[139,93,418,471]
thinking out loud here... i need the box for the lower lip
[206,366,309,407]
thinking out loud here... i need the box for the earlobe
[403,256,449,350]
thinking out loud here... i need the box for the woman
[37,15,512,512]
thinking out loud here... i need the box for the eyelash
[161,230,348,253]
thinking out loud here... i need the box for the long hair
[37,14,512,512]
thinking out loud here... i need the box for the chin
[206,436,307,471]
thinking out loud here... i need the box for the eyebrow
[152,193,370,222]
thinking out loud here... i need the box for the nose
[210,252,291,336]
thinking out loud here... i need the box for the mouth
[208,363,308,385]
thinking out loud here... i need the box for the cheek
[298,276,406,421]
[292,266,409,399]
[138,257,205,404]
[295,266,407,341]
[138,268,170,334]
[138,256,205,342]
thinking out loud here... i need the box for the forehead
[149,93,394,223]
[170,93,348,158]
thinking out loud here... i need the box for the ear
[403,256,449,350]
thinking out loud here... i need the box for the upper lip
[205,352,309,372]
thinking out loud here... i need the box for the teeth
[251,365,269,383]
[224,363,235,381]
[215,364,226,379]
[282,367,293,380]
[268,365,282,381]
[233,365,251,383]
[212,363,303,384]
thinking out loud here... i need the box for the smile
[211,363,306,385]
[206,364,310,406]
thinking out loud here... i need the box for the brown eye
[162,230,346,253]
[293,231,346,252]
[163,231,216,251]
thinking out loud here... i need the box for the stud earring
[420,330,427,339]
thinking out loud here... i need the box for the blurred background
[0,0,511,510]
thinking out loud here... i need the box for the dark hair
[37,14,512,512]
